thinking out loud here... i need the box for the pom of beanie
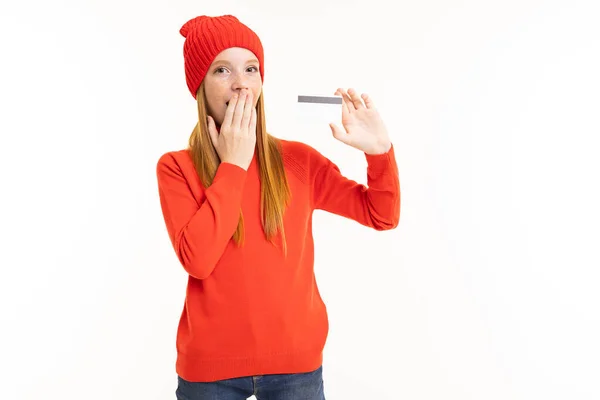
[179,16,203,38]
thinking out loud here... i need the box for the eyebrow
[212,59,260,66]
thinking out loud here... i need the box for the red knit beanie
[179,15,265,99]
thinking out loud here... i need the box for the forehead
[211,47,259,65]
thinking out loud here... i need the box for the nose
[231,74,250,92]
[233,86,249,94]
[232,84,249,94]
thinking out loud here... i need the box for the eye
[214,66,258,74]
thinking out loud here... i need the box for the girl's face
[202,47,262,127]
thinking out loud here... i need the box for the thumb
[329,123,349,144]
[207,116,219,148]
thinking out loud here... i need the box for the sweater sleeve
[311,144,400,230]
[156,153,248,279]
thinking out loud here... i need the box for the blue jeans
[176,365,325,400]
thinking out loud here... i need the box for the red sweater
[156,138,400,382]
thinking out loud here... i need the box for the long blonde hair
[187,81,291,254]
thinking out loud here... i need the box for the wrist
[366,141,392,155]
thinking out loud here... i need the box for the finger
[232,89,248,129]
[361,92,375,109]
[342,90,355,113]
[222,93,239,128]
[336,88,352,115]
[347,88,365,110]
[241,91,253,131]
[329,122,349,143]
[249,107,257,135]
[206,116,219,148]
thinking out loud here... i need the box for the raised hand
[207,88,257,170]
[329,88,392,155]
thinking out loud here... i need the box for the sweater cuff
[364,143,396,173]
[213,162,248,189]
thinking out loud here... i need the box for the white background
[1,0,599,399]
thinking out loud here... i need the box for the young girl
[156,14,401,400]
